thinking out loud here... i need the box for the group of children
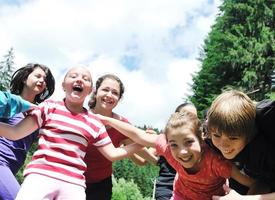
[0,63,275,200]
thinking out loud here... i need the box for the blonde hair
[164,110,202,141]
[207,90,256,141]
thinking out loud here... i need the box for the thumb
[223,184,231,194]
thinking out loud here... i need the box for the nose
[219,136,230,148]
[38,77,46,84]
[106,91,113,97]
[179,147,188,155]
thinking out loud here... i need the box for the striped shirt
[23,99,111,187]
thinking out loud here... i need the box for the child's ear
[62,82,65,91]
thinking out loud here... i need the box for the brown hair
[164,110,202,141]
[88,74,125,109]
[207,90,256,141]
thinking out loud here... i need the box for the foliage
[113,158,159,198]
[112,177,152,200]
[189,0,275,115]
[0,48,15,91]
[16,141,38,183]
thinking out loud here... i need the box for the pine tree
[0,48,15,91]
[189,0,275,114]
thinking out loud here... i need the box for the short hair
[164,110,202,141]
[207,90,256,141]
[175,102,195,113]
[88,74,125,109]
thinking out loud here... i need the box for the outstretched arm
[121,138,158,166]
[0,116,38,140]
[0,91,36,118]
[97,142,143,162]
[97,114,158,148]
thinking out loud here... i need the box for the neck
[92,105,113,117]
[20,89,36,103]
[65,99,85,113]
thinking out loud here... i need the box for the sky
[0,0,222,129]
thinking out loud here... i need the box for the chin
[222,153,236,160]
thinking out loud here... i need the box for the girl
[98,110,255,200]
[85,74,157,200]
[0,65,141,200]
[154,102,197,200]
[0,63,55,200]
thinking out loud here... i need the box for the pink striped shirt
[23,99,111,187]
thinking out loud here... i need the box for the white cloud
[0,0,221,128]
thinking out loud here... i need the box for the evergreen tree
[190,0,275,114]
[0,48,15,91]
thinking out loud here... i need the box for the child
[85,74,157,200]
[0,63,55,200]
[0,65,141,200]
[206,90,275,200]
[97,110,255,200]
[154,102,197,200]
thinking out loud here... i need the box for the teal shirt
[0,91,32,118]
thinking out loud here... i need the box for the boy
[207,90,275,200]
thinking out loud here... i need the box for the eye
[212,133,221,138]
[69,74,77,78]
[169,143,178,149]
[83,77,91,82]
[184,139,194,146]
[228,137,240,141]
[112,91,119,96]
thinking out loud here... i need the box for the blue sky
[0,0,222,128]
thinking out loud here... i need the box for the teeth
[180,156,191,162]
[223,150,232,154]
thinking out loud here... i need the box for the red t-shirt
[156,134,232,200]
[84,114,129,183]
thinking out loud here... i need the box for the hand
[145,128,157,135]
[212,184,243,200]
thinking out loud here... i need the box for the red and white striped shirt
[23,99,111,187]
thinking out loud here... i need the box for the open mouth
[221,149,234,155]
[73,85,83,92]
[102,97,114,105]
[179,155,192,163]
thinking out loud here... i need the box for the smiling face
[62,66,92,106]
[167,127,202,169]
[22,67,47,101]
[165,111,203,170]
[95,78,121,111]
[210,130,246,159]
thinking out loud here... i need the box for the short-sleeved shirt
[0,91,31,118]
[0,114,38,174]
[84,114,129,183]
[156,134,232,200]
[23,99,111,188]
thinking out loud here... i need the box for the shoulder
[112,112,129,123]
[155,134,168,154]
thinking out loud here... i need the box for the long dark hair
[10,63,55,103]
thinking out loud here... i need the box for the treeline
[1,0,274,199]
[189,0,275,117]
